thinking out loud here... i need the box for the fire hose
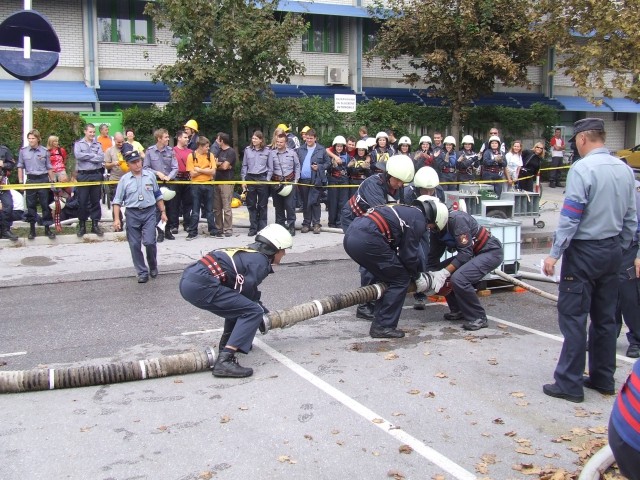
[0,283,394,394]
[491,269,558,302]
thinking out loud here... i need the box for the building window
[302,15,342,53]
[363,20,379,53]
[97,0,154,44]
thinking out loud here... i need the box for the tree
[538,0,640,102]
[145,0,307,152]
[367,0,548,138]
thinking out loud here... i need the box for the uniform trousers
[554,237,621,397]
[327,176,349,227]
[344,219,411,329]
[616,241,640,349]
[245,173,269,233]
[25,174,53,226]
[179,263,264,354]
[481,172,504,197]
[125,206,157,277]
[440,172,457,191]
[0,189,14,231]
[76,171,103,222]
[156,184,177,229]
[272,185,296,230]
[438,237,503,321]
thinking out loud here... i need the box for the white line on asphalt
[253,338,477,480]
[487,315,636,365]
[180,328,223,336]
[0,351,27,358]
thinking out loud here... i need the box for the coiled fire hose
[0,283,395,394]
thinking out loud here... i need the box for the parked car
[616,144,640,168]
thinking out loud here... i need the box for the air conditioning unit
[326,66,348,85]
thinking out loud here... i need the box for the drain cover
[21,256,56,266]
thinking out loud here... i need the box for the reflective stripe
[349,195,366,217]
[473,227,490,254]
[366,210,392,243]
[199,254,227,281]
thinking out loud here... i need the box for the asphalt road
[0,244,635,480]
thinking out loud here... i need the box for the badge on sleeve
[458,233,469,245]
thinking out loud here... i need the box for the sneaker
[313,224,321,234]
[186,233,198,241]
[1,230,18,242]
[301,225,310,233]
[216,232,224,239]
[224,232,232,237]
[542,383,583,403]
[463,317,488,331]
[137,275,149,284]
[149,268,158,278]
[413,299,426,310]
[248,230,257,236]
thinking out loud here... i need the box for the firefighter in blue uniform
[457,135,479,186]
[481,135,506,197]
[341,154,415,320]
[344,198,446,338]
[327,135,350,229]
[179,224,293,378]
[0,144,18,241]
[435,136,458,191]
[429,209,504,331]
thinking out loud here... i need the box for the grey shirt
[241,146,271,180]
[74,138,104,171]
[17,145,51,175]
[112,169,162,209]
[144,145,178,180]
[268,147,300,182]
[550,147,637,258]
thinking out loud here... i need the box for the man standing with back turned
[542,118,637,403]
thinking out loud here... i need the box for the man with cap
[179,224,293,378]
[277,123,300,151]
[112,149,168,283]
[542,118,637,403]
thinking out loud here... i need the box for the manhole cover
[21,256,56,267]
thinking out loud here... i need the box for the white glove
[414,272,431,293]
[430,268,451,293]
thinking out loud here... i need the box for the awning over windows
[277,0,370,18]
[554,95,613,112]
[0,80,97,103]
[96,80,171,103]
[601,97,640,113]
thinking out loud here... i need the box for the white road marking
[180,328,223,336]
[487,315,636,365]
[0,351,27,358]
[253,338,477,480]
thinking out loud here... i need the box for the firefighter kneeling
[428,210,504,331]
[343,196,448,339]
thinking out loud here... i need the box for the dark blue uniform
[481,149,505,197]
[180,249,272,354]
[327,151,350,228]
[435,149,458,191]
[456,150,478,185]
[431,211,503,322]
[344,204,425,333]
[0,146,16,237]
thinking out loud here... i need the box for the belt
[272,173,294,182]
[350,175,366,180]
[130,205,154,211]
[28,173,48,178]
[331,170,347,178]
[473,227,490,254]
[366,210,392,243]
[246,173,267,179]
[78,169,102,174]
[484,167,502,173]
[198,254,227,282]
[441,167,455,173]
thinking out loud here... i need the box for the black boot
[218,332,232,351]
[44,226,56,239]
[28,223,36,240]
[91,221,104,237]
[156,227,164,243]
[356,303,374,320]
[77,221,86,237]
[164,226,175,240]
[212,351,253,378]
[1,228,18,242]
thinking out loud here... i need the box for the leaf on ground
[488,358,499,365]
[331,429,340,435]
[408,389,420,395]
[435,372,448,378]
[588,426,607,434]
[512,463,541,474]
[384,352,399,360]
[475,462,489,474]
[387,469,405,479]
[399,444,413,454]
[277,455,296,464]
[497,324,508,329]
[481,453,497,464]
[220,415,231,424]
[492,418,505,424]
[481,432,492,437]
[157,425,168,431]
[510,391,526,398]
[516,400,530,406]
[174,378,184,384]
[515,446,536,455]
[570,427,588,436]
[432,475,445,480]
[423,351,431,356]
[516,438,532,446]
[198,472,215,480]
[372,418,384,424]
[543,452,560,458]
[79,426,93,433]
[391,412,405,417]
[504,431,517,437]
[238,406,249,411]
[336,440,344,446]
[574,408,590,417]
[424,391,436,398]
[304,434,313,440]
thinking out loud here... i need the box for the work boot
[1,229,18,242]
[463,317,488,331]
[313,224,321,234]
[301,225,310,233]
[627,344,640,358]
[542,383,583,403]
[356,304,374,320]
[289,225,296,237]
[413,298,426,310]
[582,376,615,396]
[44,226,56,239]
[218,332,232,351]
[212,351,253,378]
[77,221,86,237]
[28,223,36,240]
[444,311,464,321]
[91,221,104,237]
[156,227,164,243]
[164,227,175,240]
[370,325,405,339]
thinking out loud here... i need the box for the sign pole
[23,0,33,147]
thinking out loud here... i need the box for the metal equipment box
[500,191,541,218]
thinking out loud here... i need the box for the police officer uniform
[344,204,426,338]
[74,136,105,235]
[430,210,504,330]
[481,148,505,197]
[268,145,299,235]
[242,145,272,236]
[543,118,637,402]
[435,149,458,191]
[18,144,55,239]
[0,145,18,241]
[112,151,164,283]
[144,144,178,241]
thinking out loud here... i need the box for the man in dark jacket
[296,129,330,234]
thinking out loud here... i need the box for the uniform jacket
[206,249,273,302]
[341,173,404,231]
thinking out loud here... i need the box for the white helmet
[160,187,176,201]
[255,224,293,250]
[355,140,368,150]
[333,135,346,146]
[386,154,415,183]
[275,183,293,197]
[375,131,388,140]
[413,166,440,189]
[419,135,432,145]
[366,137,377,149]
[488,135,501,143]
[413,195,449,230]
[461,135,474,145]
[443,135,456,146]
[49,198,66,211]
[398,136,411,146]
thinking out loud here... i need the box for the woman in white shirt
[505,140,523,191]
